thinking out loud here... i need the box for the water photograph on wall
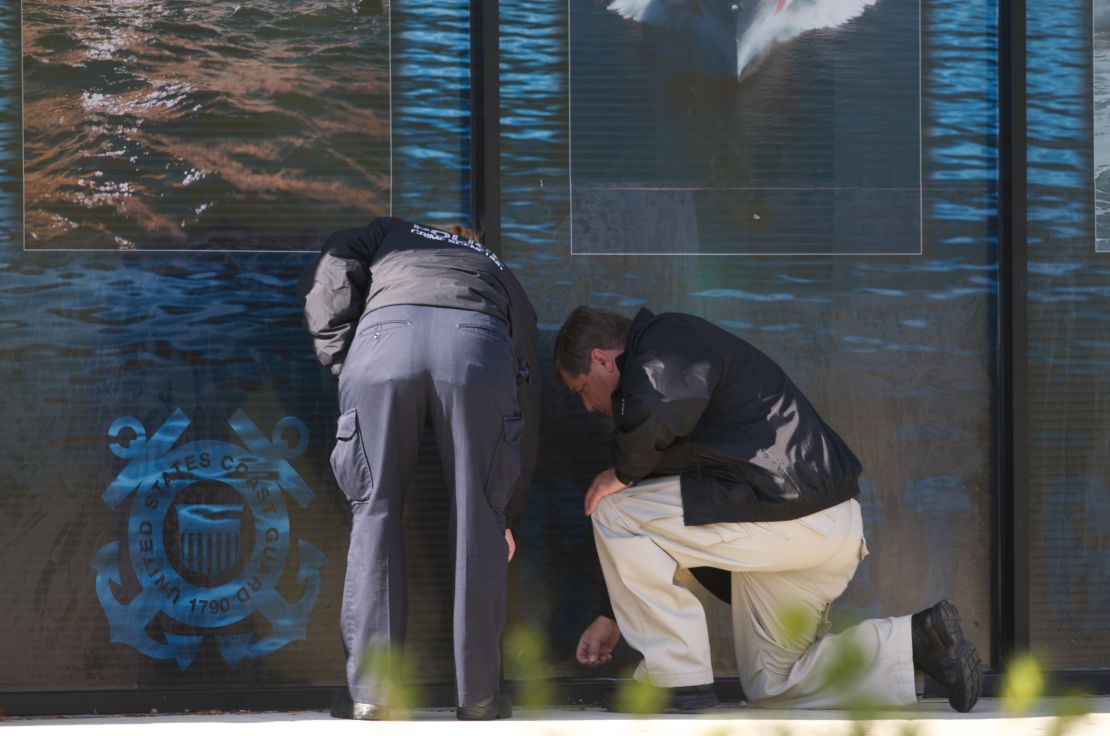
[21,0,391,251]
[569,0,922,255]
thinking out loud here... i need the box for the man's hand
[576,615,621,667]
[505,528,516,562]
[584,467,628,516]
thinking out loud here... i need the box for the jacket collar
[626,308,655,352]
[612,308,655,409]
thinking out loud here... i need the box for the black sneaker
[328,688,354,719]
[602,683,720,714]
[457,692,512,721]
[911,599,984,712]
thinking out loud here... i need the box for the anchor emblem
[91,409,326,669]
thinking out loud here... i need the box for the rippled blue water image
[21,0,391,250]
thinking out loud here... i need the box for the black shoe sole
[661,700,723,714]
[929,600,984,713]
[665,691,721,714]
[602,686,720,714]
[950,638,984,713]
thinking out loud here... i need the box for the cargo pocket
[330,409,373,504]
[483,415,525,514]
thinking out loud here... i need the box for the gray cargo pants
[330,305,523,707]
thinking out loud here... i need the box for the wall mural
[21,0,390,251]
[2,0,1000,697]
[0,0,397,693]
[7,0,1106,698]
[569,0,922,254]
[93,410,323,669]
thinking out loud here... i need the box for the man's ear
[590,347,609,369]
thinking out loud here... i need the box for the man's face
[560,349,622,416]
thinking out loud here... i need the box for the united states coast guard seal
[91,409,326,669]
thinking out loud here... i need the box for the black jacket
[301,217,541,520]
[611,309,862,525]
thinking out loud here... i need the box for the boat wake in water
[607,0,881,78]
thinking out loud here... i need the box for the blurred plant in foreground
[1002,652,1092,736]
[505,623,555,708]
[1002,653,1045,714]
[360,646,422,718]
[613,670,669,714]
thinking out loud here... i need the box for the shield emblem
[176,504,244,580]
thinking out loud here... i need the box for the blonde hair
[433,224,481,243]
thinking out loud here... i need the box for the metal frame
[469,0,500,251]
[996,0,1030,671]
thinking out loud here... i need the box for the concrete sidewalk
[4,698,1108,736]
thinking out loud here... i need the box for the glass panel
[1027,0,1110,669]
[502,0,997,679]
[0,0,469,693]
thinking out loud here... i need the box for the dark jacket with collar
[610,308,862,526]
[301,217,541,521]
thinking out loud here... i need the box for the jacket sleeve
[300,219,389,371]
[500,269,541,523]
[611,322,719,484]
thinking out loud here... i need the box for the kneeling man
[555,306,983,713]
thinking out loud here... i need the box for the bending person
[302,218,540,721]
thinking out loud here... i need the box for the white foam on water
[735,0,880,76]
[607,0,881,79]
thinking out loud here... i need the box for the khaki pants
[592,476,918,708]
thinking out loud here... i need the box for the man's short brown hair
[553,306,631,380]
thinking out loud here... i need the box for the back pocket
[456,321,510,344]
[330,409,374,503]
